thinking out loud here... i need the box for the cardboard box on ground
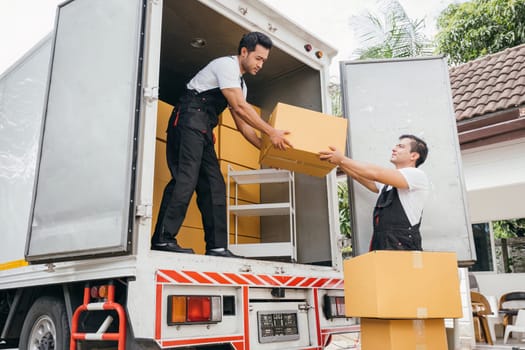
[344,251,462,319]
[361,318,448,350]
[344,251,462,350]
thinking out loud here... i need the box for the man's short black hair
[238,32,273,54]
[400,134,428,167]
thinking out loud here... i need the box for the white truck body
[0,0,474,349]
[1,0,355,349]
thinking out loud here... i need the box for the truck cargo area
[152,0,337,265]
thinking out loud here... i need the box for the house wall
[461,137,525,295]
[473,273,525,301]
[462,137,525,223]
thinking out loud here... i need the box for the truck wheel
[19,296,70,350]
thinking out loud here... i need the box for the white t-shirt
[187,56,247,98]
[375,167,429,226]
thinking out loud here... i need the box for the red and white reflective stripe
[160,335,244,348]
[157,269,343,289]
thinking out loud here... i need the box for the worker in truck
[151,32,291,257]
[319,134,429,250]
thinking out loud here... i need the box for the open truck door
[26,0,145,262]
[341,57,476,263]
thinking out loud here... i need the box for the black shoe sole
[205,251,243,258]
[151,245,195,254]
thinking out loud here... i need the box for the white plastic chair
[487,295,504,341]
[503,309,525,344]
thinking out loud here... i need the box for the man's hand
[269,129,292,151]
[319,146,344,165]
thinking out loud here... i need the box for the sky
[0,0,465,77]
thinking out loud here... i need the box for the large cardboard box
[156,100,174,142]
[219,161,260,203]
[361,318,447,350]
[344,251,462,319]
[220,105,261,129]
[217,125,260,169]
[259,103,348,177]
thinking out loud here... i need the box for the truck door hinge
[298,303,313,311]
[143,86,159,104]
[136,203,153,219]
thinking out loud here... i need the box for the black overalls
[370,185,422,251]
[151,88,229,251]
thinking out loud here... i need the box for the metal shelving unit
[227,166,297,260]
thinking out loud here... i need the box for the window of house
[470,218,525,273]
[470,223,493,272]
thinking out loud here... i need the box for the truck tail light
[323,295,347,319]
[90,285,109,299]
[167,295,222,325]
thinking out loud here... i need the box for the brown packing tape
[413,320,426,345]
[417,307,428,318]
[412,251,424,269]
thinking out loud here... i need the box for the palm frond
[351,0,435,59]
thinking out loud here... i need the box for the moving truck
[0,0,474,349]
[0,1,354,349]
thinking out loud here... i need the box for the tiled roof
[449,44,525,121]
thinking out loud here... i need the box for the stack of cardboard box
[343,251,463,350]
[216,107,262,248]
[152,100,262,254]
[152,101,348,253]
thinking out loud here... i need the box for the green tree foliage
[351,0,434,59]
[338,181,351,238]
[436,0,525,65]
[328,81,342,117]
[493,218,525,238]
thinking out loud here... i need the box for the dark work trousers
[152,100,228,251]
[370,185,422,251]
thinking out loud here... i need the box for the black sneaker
[205,249,243,258]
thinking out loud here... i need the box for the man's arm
[319,146,409,190]
[221,87,291,150]
[340,166,379,193]
[230,109,262,149]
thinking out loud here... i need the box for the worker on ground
[319,134,429,250]
[151,32,292,257]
